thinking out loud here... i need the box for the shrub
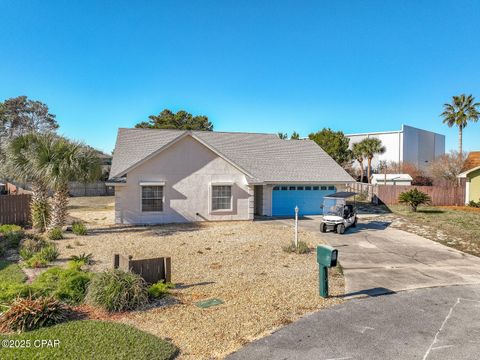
[356,191,368,202]
[19,235,48,260]
[0,265,92,305]
[0,224,22,234]
[86,269,149,312]
[38,244,59,262]
[148,282,174,299]
[32,266,92,305]
[282,241,311,254]
[0,224,24,249]
[24,243,59,268]
[468,199,480,208]
[70,253,93,265]
[398,188,431,212]
[71,222,87,236]
[0,297,69,332]
[47,227,63,240]
[25,254,49,268]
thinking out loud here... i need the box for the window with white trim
[212,185,232,211]
[142,186,163,212]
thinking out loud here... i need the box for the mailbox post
[316,245,338,298]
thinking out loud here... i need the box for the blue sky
[1,0,480,154]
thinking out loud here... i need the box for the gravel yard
[58,197,344,359]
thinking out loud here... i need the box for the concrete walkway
[279,216,480,296]
[228,284,480,360]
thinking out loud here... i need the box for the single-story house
[371,174,413,186]
[108,129,354,224]
[458,151,480,204]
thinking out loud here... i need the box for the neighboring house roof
[109,128,354,183]
[458,165,480,178]
[462,152,480,172]
[371,174,413,181]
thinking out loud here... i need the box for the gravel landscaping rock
[59,198,344,359]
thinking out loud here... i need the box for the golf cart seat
[343,205,354,219]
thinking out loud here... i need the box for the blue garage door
[272,185,336,216]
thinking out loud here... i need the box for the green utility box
[316,245,338,298]
[317,245,338,268]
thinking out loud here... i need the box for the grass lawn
[386,205,480,256]
[0,320,178,359]
[0,260,27,284]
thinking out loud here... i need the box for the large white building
[346,124,445,171]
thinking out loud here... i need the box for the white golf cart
[320,192,357,234]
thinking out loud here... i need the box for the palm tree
[277,132,288,139]
[32,135,101,229]
[5,134,51,232]
[352,142,366,182]
[441,94,480,156]
[290,131,300,140]
[359,138,386,184]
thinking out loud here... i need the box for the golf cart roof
[324,192,357,199]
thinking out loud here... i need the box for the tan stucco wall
[468,169,480,202]
[115,136,253,224]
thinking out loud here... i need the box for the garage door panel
[272,185,336,216]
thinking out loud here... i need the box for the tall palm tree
[352,142,366,182]
[441,94,480,156]
[5,134,51,231]
[31,134,101,229]
[359,138,386,184]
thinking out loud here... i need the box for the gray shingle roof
[110,128,354,183]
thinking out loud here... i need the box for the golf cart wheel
[352,217,357,227]
[320,223,327,233]
[336,224,345,234]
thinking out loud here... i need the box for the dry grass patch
[57,212,343,359]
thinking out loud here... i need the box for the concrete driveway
[228,216,480,360]
[286,216,480,296]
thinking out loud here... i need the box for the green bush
[0,297,69,332]
[47,227,64,240]
[0,265,92,305]
[468,199,480,208]
[148,281,174,299]
[282,241,311,254]
[32,265,92,304]
[399,188,431,212]
[86,269,149,312]
[19,235,48,260]
[70,253,93,265]
[0,224,24,249]
[0,224,22,233]
[71,222,88,236]
[24,243,59,268]
[39,244,59,262]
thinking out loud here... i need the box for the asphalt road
[228,284,480,360]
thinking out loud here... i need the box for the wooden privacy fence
[0,194,31,225]
[114,254,172,284]
[376,185,465,206]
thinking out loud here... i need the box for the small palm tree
[441,94,480,156]
[33,135,101,229]
[352,142,366,182]
[399,188,431,212]
[5,134,51,231]
[359,138,386,184]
